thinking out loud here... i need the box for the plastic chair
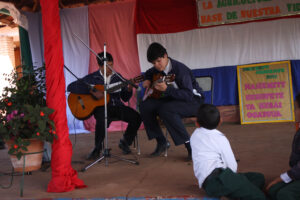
[195,76,214,104]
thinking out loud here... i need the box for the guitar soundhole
[77,96,85,109]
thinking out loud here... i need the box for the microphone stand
[72,33,138,89]
[78,43,139,172]
[64,65,95,91]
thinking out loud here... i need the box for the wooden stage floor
[0,122,295,200]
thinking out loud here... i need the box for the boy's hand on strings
[90,89,104,99]
[154,82,167,91]
[143,80,151,89]
[127,84,133,92]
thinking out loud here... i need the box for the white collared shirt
[99,70,123,93]
[164,58,171,74]
[190,127,237,188]
[99,70,114,84]
[280,172,292,183]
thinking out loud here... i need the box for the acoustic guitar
[68,75,144,120]
[143,73,176,101]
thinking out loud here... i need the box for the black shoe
[187,153,192,161]
[119,139,131,154]
[86,148,101,160]
[185,142,192,161]
[150,142,170,157]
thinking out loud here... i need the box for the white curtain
[60,6,90,134]
[137,18,300,72]
[24,7,90,134]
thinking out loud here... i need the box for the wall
[0,36,15,67]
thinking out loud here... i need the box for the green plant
[0,66,56,159]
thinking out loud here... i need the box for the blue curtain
[193,60,300,106]
[193,65,238,106]
[291,60,300,98]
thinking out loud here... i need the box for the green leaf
[38,120,46,132]
[22,146,28,151]
[48,121,55,127]
[23,140,30,146]
[16,152,23,160]
[29,117,36,123]
[8,148,15,155]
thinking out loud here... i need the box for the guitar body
[149,74,165,99]
[145,73,176,100]
[68,75,144,120]
[68,85,110,120]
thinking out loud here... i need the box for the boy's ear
[195,121,200,127]
[218,117,223,127]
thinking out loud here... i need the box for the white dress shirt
[164,58,171,75]
[99,70,114,84]
[99,70,123,93]
[190,127,238,188]
[280,172,292,183]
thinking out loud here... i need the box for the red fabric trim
[135,0,198,34]
[135,0,300,33]
[40,0,86,192]
[86,0,142,132]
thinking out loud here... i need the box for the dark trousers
[139,96,203,145]
[204,168,266,200]
[93,105,142,150]
[268,180,300,200]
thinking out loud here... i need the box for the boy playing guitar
[67,52,142,160]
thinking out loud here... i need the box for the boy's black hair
[147,42,167,63]
[97,52,113,67]
[196,104,220,130]
[296,93,300,108]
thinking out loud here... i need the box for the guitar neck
[106,82,128,93]
[106,75,144,93]
[153,77,165,85]
[152,75,175,87]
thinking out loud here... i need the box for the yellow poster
[237,61,294,124]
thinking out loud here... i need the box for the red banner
[135,0,198,34]
[40,0,86,192]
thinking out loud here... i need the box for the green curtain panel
[19,26,33,73]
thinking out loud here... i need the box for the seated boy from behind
[190,104,266,200]
[266,93,300,200]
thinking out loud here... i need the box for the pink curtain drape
[40,0,86,192]
[84,0,141,132]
